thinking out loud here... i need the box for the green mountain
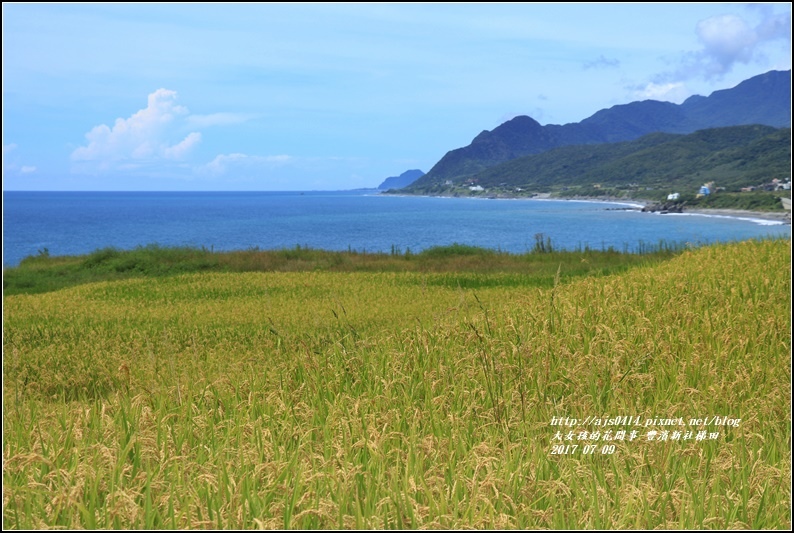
[407,125,790,195]
[377,169,425,190]
[409,70,791,188]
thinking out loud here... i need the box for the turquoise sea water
[2,190,790,267]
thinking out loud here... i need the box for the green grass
[3,238,790,529]
[3,240,687,296]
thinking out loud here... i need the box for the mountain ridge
[408,125,790,196]
[378,169,425,190]
[408,69,791,189]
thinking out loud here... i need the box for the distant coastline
[555,196,791,224]
[380,190,791,225]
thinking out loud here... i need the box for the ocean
[2,190,790,267]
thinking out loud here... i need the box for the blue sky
[2,3,791,191]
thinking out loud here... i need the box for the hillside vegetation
[3,238,790,529]
[404,125,791,200]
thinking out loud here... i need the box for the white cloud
[164,132,202,160]
[750,4,791,43]
[696,15,758,77]
[71,88,202,170]
[203,153,293,176]
[3,143,37,176]
[662,10,792,82]
[636,82,688,103]
[583,55,620,70]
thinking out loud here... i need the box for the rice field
[3,238,791,529]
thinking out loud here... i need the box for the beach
[681,207,791,223]
[548,195,791,224]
